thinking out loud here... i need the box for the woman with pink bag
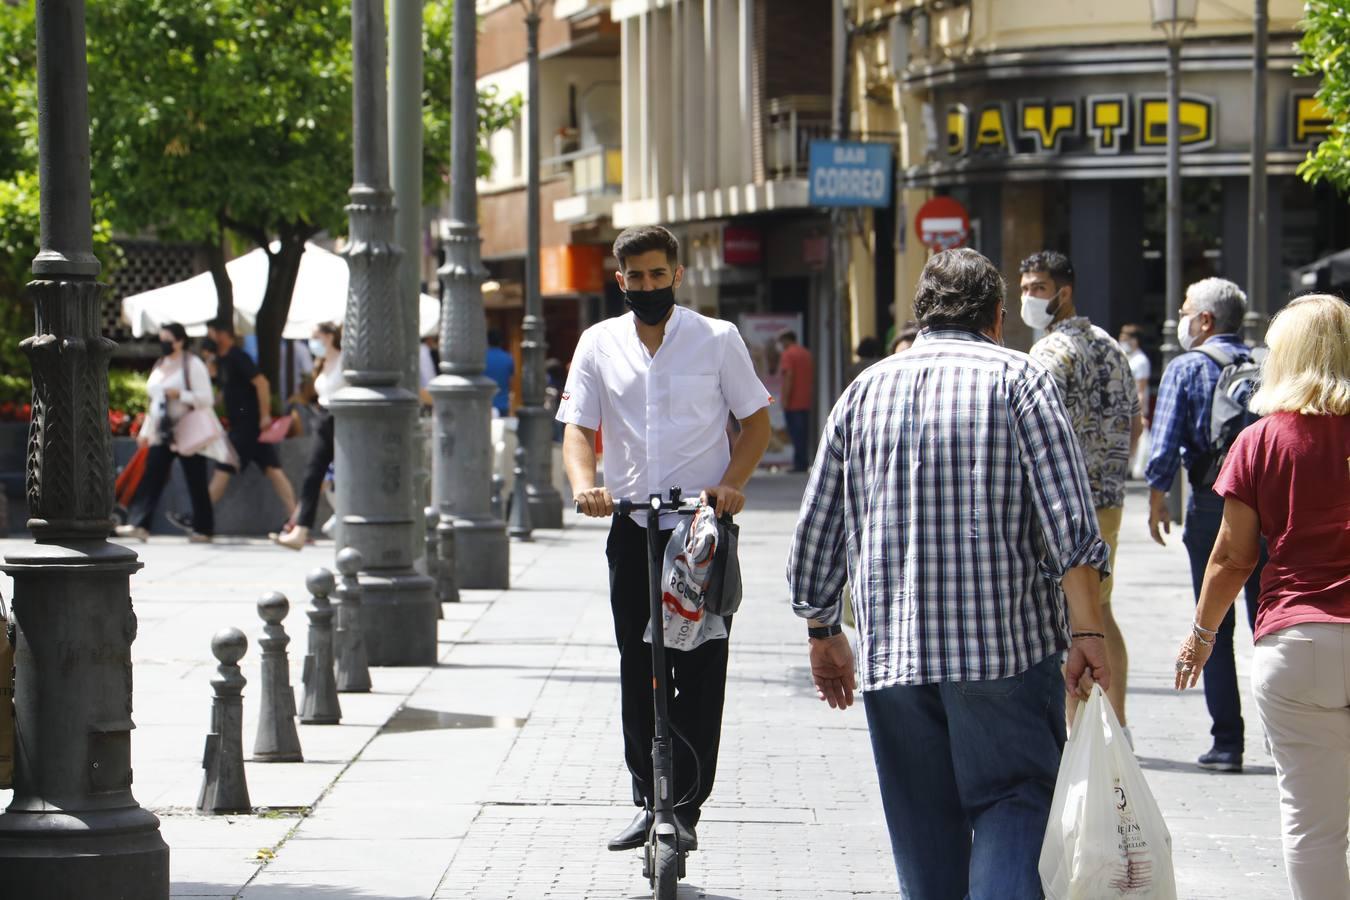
[114,323,218,543]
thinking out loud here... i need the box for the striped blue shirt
[1144,334,1250,493]
[786,329,1111,690]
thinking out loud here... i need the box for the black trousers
[129,444,213,535]
[296,410,334,529]
[607,517,731,824]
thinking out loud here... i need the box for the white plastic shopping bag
[644,506,727,652]
[1040,684,1177,900]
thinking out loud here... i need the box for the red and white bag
[645,506,728,652]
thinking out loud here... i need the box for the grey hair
[1186,277,1247,334]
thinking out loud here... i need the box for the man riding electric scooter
[559,225,771,858]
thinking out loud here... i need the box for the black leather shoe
[675,814,698,851]
[1197,748,1243,772]
[607,809,651,851]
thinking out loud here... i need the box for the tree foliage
[0,0,520,387]
[1297,1,1350,191]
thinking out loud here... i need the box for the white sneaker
[321,514,336,537]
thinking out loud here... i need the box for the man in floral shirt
[1021,251,1142,736]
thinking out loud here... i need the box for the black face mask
[159,340,175,356]
[624,286,676,326]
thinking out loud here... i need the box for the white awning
[120,242,441,341]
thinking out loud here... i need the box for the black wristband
[808,623,843,640]
[1071,631,1106,640]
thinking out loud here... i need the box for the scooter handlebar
[573,495,704,517]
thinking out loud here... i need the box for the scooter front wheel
[652,839,679,900]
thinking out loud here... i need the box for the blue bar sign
[808,140,894,208]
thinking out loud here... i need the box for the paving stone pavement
[0,477,1295,898]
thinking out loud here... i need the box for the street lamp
[1151,0,1197,368]
[430,0,511,589]
[0,0,168,893]
[1151,0,1197,526]
[331,0,436,665]
[1246,0,1270,345]
[515,0,564,530]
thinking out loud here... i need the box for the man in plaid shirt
[787,249,1112,900]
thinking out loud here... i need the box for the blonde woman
[1175,294,1350,899]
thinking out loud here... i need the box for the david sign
[809,140,893,208]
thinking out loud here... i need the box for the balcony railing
[765,95,833,181]
[543,144,623,197]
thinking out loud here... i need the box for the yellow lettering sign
[1085,95,1129,154]
[973,104,1010,152]
[1294,94,1332,145]
[1018,100,1078,153]
[946,104,968,157]
[1138,95,1215,149]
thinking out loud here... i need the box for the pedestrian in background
[890,323,918,355]
[847,336,884,384]
[1119,322,1152,468]
[1147,277,1267,771]
[484,328,514,417]
[1175,294,1350,899]
[788,248,1111,900]
[418,334,440,408]
[115,323,216,543]
[177,318,296,531]
[1021,250,1142,737]
[273,322,344,551]
[560,224,771,855]
[777,330,814,472]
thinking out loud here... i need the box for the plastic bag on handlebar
[644,506,727,652]
[703,514,741,617]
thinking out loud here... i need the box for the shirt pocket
[668,374,720,425]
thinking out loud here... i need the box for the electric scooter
[608,489,703,900]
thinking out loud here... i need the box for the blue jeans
[784,409,810,471]
[1182,488,1265,753]
[862,653,1066,900]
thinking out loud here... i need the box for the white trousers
[1252,622,1350,900]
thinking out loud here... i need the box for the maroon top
[1214,412,1350,641]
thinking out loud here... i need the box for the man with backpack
[1146,277,1267,772]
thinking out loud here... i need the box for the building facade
[849,0,1345,355]
[473,0,622,409]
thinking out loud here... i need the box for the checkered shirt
[786,329,1111,690]
[1144,333,1250,493]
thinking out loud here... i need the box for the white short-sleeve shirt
[556,305,771,520]
[1128,347,1151,382]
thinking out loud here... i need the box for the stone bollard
[300,568,342,723]
[436,510,460,605]
[197,628,251,814]
[489,473,505,522]
[253,593,303,763]
[424,507,444,618]
[334,549,371,694]
[507,445,533,542]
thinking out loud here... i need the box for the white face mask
[1177,314,1196,351]
[308,337,327,358]
[1020,292,1056,331]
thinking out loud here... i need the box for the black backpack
[1185,342,1262,491]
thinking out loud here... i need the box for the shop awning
[120,242,442,340]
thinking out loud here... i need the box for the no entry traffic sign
[914,196,970,252]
